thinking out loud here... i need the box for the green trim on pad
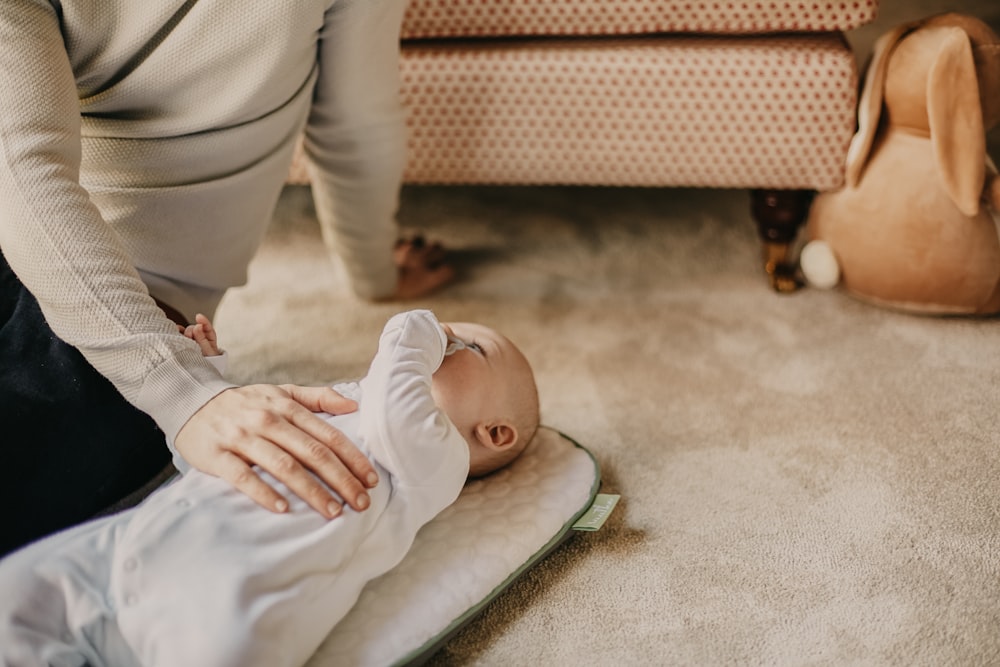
[394,430,602,667]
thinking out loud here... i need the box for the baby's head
[432,322,539,478]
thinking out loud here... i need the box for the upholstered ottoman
[289,0,879,289]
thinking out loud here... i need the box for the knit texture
[0,0,406,442]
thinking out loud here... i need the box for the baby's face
[432,322,523,433]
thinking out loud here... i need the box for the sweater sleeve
[359,310,470,505]
[0,2,234,446]
[303,0,408,300]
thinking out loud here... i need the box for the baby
[0,309,539,667]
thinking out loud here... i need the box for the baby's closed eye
[444,335,482,356]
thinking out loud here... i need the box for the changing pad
[305,427,601,666]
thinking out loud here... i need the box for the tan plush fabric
[400,0,880,38]
[288,34,858,190]
[1,0,407,444]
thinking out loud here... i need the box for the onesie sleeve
[0,2,234,446]
[205,351,229,377]
[359,310,470,492]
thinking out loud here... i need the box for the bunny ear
[845,23,920,187]
[927,27,986,217]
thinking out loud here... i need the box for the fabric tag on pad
[572,493,621,532]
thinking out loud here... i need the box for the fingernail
[327,501,343,518]
[275,499,288,513]
[366,472,379,487]
[356,493,370,510]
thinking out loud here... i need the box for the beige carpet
[215,3,1000,664]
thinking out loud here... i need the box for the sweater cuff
[135,347,236,472]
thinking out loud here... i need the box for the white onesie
[0,310,470,667]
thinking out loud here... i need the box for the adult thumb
[281,384,358,415]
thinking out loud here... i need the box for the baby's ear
[474,421,519,451]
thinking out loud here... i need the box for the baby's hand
[180,313,222,357]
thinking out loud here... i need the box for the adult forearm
[0,2,232,442]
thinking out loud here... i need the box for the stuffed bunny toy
[800,13,1000,315]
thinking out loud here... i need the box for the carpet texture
[214,2,1000,664]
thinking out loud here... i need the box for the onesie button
[123,557,138,572]
[177,499,191,508]
[125,594,138,607]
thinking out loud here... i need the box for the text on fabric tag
[572,493,620,532]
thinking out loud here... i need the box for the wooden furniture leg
[750,189,814,293]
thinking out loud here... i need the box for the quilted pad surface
[306,427,599,666]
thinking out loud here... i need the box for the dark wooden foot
[749,189,814,293]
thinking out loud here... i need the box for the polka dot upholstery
[287,2,876,192]
[399,34,856,189]
[401,0,879,39]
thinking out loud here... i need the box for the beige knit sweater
[0,0,407,445]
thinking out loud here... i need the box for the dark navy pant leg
[0,251,171,556]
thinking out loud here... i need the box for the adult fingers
[282,385,375,493]
[238,423,355,518]
[285,385,358,416]
[174,385,370,517]
[214,448,291,514]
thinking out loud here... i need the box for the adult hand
[174,384,377,518]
